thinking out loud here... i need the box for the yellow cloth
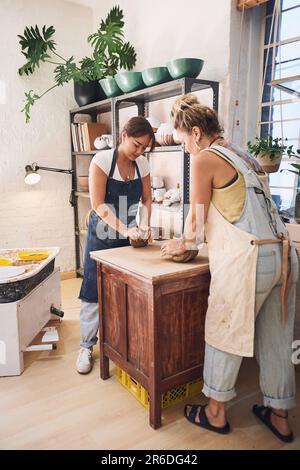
[212,172,270,223]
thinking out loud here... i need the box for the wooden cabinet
[91,244,210,428]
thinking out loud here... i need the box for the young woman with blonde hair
[161,94,298,443]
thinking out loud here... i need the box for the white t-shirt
[92,149,150,181]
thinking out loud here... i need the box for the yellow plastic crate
[115,367,203,409]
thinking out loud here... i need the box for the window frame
[259,0,300,210]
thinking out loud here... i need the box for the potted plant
[18,6,137,122]
[88,6,137,98]
[247,135,296,173]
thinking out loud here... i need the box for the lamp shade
[24,165,40,185]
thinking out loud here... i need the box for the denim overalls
[202,145,299,409]
[79,148,143,307]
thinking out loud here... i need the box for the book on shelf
[73,113,92,124]
[71,122,108,152]
[82,122,108,151]
[71,124,78,152]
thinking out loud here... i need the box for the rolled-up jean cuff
[263,395,296,410]
[80,338,98,348]
[202,382,237,402]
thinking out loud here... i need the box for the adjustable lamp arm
[28,162,73,175]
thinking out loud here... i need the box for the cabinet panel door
[127,286,149,375]
[102,272,126,357]
[159,278,209,378]
[159,291,184,378]
[182,284,208,370]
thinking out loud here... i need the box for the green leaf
[100,5,124,30]
[18,25,56,75]
[290,163,300,170]
[79,55,105,81]
[54,57,81,86]
[21,90,40,123]
[119,42,136,70]
[88,23,123,55]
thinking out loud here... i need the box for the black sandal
[252,404,294,443]
[184,404,230,435]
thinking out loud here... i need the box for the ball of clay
[172,249,199,263]
[129,238,149,248]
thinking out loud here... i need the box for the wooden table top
[90,242,209,281]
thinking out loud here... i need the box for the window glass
[272,86,298,100]
[270,188,295,210]
[274,59,300,79]
[276,41,300,62]
[261,120,300,139]
[272,102,300,120]
[269,160,297,210]
[279,8,300,41]
[282,0,300,9]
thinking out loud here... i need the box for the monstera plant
[18,6,137,122]
[88,5,136,78]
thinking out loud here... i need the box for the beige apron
[205,203,258,357]
[204,145,291,357]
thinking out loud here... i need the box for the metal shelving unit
[70,77,219,277]
[113,77,219,234]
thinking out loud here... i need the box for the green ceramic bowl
[166,58,204,79]
[142,67,172,87]
[115,71,145,93]
[99,77,122,98]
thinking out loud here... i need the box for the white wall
[92,0,263,142]
[0,0,93,272]
[94,0,231,80]
[0,0,264,272]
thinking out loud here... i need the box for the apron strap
[209,146,268,195]
[108,148,118,178]
[209,145,285,237]
[135,160,141,179]
[208,145,251,175]
[251,234,291,325]
[108,148,142,180]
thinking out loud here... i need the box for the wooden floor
[0,278,299,450]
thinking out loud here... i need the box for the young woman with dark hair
[76,116,155,373]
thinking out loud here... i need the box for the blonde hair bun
[172,94,199,114]
[171,93,223,136]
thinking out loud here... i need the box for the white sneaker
[76,347,93,374]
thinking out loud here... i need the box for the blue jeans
[79,300,99,348]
